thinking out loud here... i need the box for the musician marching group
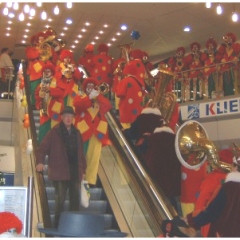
[21,27,240,237]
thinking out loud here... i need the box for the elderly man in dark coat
[36,106,86,228]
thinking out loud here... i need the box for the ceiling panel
[0,2,240,64]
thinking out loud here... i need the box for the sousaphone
[175,120,231,172]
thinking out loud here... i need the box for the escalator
[19,61,177,237]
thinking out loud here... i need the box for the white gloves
[89,89,99,99]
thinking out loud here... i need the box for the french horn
[175,120,232,172]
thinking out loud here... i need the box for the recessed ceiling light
[48,18,52,22]
[60,33,65,36]
[82,28,86,32]
[25,29,29,32]
[85,22,90,26]
[8,21,12,24]
[99,31,104,34]
[75,40,79,43]
[23,35,28,38]
[7,27,11,30]
[112,38,116,41]
[22,40,26,44]
[95,36,99,40]
[183,26,191,32]
[78,35,82,38]
[121,24,127,30]
[71,45,76,48]
[27,23,31,26]
[91,41,95,45]
[6,33,10,36]
[103,24,108,28]
[8,13,15,18]
[116,32,121,36]
[63,27,68,30]
[66,19,72,24]
[107,43,111,46]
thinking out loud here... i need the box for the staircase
[33,110,120,231]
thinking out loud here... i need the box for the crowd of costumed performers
[167,32,240,101]
[23,28,240,237]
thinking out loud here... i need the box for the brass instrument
[38,28,57,62]
[62,63,75,80]
[147,63,176,124]
[118,43,133,63]
[95,82,109,95]
[39,77,51,115]
[175,120,232,172]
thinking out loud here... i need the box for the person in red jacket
[78,44,95,76]
[53,49,83,119]
[191,148,234,237]
[116,59,146,129]
[90,43,113,89]
[73,77,112,186]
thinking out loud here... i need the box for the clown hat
[82,77,99,92]
[97,43,109,53]
[60,49,73,62]
[42,63,55,75]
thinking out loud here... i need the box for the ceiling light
[25,29,29,32]
[99,31,104,34]
[48,18,53,22]
[60,33,65,36]
[22,40,26,44]
[29,8,36,17]
[13,2,19,10]
[27,23,31,26]
[66,2,72,8]
[75,40,79,43]
[91,41,95,45]
[54,5,59,15]
[24,5,30,14]
[216,4,223,15]
[121,24,127,30]
[66,19,72,24]
[71,45,75,48]
[82,29,86,32]
[36,2,42,7]
[41,10,47,20]
[205,2,211,8]
[6,33,10,36]
[116,32,121,36]
[78,35,82,38]
[8,13,15,18]
[183,26,191,32]
[107,43,111,46]
[103,24,108,28]
[112,38,116,41]
[95,36,99,39]
[85,22,90,26]
[232,12,238,22]
[23,35,28,38]
[63,27,68,30]
[6,2,12,8]
[3,8,8,16]
[19,12,24,21]
[8,21,12,24]
[6,27,11,30]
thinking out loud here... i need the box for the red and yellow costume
[25,32,53,106]
[218,32,240,95]
[73,77,112,185]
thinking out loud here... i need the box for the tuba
[118,43,133,63]
[147,63,176,124]
[38,28,57,62]
[175,120,232,172]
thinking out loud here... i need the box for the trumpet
[95,82,109,95]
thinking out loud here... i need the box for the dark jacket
[145,126,181,198]
[36,122,86,181]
